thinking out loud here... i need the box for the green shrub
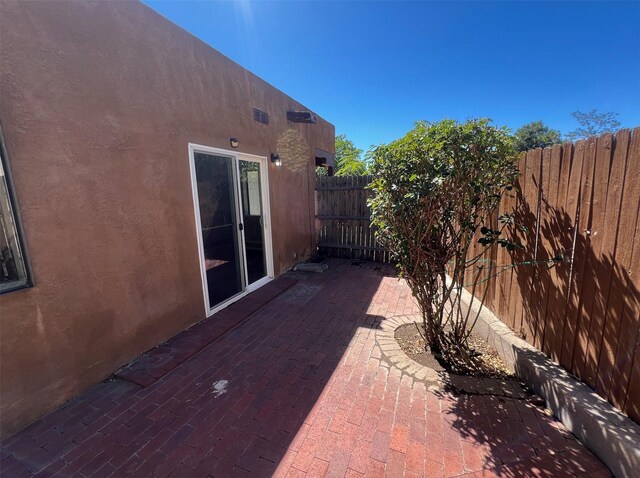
[368,119,519,365]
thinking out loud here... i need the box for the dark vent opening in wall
[253,108,269,125]
[287,111,317,124]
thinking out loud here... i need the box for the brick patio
[1,260,610,477]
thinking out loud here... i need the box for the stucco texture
[0,0,334,437]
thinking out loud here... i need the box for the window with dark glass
[0,134,31,293]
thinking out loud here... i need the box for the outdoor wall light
[230,137,239,148]
[270,153,282,167]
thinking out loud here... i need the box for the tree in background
[368,119,519,368]
[334,134,368,176]
[315,165,329,176]
[567,110,621,141]
[513,121,561,152]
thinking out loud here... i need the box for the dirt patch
[394,322,514,379]
[394,322,447,372]
[394,322,532,398]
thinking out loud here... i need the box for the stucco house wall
[0,0,334,437]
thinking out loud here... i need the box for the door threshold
[206,276,273,317]
[115,276,295,388]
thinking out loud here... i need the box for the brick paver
[1,260,610,477]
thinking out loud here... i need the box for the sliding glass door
[193,153,243,308]
[239,159,267,285]
[190,146,272,314]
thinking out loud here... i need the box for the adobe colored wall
[0,0,334,438]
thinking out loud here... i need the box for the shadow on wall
[508,173,640,422]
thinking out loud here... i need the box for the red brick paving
[1,260,610,477]
[114,279,297,387]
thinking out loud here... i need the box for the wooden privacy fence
[468,128,640,422]
[315,175,390,262]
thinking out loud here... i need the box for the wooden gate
[315,175,390,262]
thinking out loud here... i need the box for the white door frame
[188,143,275,317]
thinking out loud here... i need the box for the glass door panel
[238,160,266,284]
[194,153,243,308]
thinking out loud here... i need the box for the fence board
[581,133,616,388]
[506,153,528,333]
[519,149,542,342]
[546,143,574,362]
[491,190,506,322]
[538,144,563,354]
[595,129,631,398]
[569,137,599,379]
[530,147,553,350]
[559,139,592,370]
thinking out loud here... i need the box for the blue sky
[144,0,640,154]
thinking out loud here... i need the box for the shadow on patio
[441,389,610,477]
[1,259,610,477]
[1,260,396,476]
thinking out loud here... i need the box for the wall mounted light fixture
[270,153,282,167]
[230,137,239,148]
